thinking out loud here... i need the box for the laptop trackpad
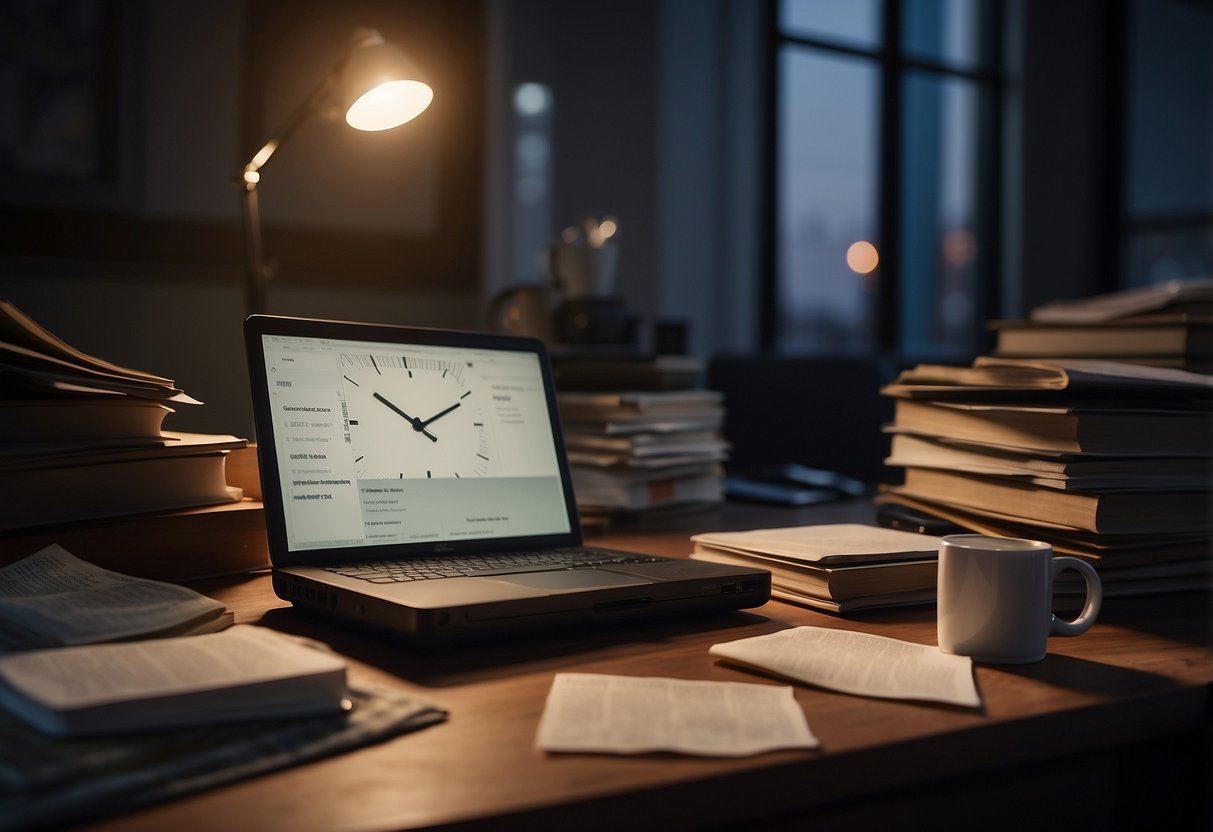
[494,569,650,593]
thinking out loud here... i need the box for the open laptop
[244,315,770,638]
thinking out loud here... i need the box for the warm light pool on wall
[238,28,433,314]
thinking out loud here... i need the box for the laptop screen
[250,321,576,557]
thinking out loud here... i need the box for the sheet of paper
[710,626,980,709]
[0,545,224,646]
[535,672,819,756]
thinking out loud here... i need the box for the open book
[0,545,232,652]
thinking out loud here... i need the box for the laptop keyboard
[322,548,661,584]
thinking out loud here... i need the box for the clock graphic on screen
[339,352,491,479]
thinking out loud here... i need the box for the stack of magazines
[0,302,246,531]
[557,388,729,516]
[877,354,1213,598]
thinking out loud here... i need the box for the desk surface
[85,499,1211,832]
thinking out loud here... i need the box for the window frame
[762,0,1006,358]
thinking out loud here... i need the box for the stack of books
[557,388,729,515]
[0,302,248,532]
[989,278,1213,373]
[877,355,1213,598]
[690,524,941,613]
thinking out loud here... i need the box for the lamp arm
[240,183,268,314]
[240,65,342,179]
[237,57,346,315]
[236,29,384,315]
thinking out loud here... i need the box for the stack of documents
[690,524,941,613]
[877,354,1213,597]
[558,389,728,515]
[989,278,1212,373]
[0,302,246,531]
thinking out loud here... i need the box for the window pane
[780,0,881,51]
[1125,225,1213,288]
[902,0,985,70]
[1122,0,1213,288]
[511,83,554,285]
[899,71,983,356]
[1126,0,1213,218]
[776,49,880,353]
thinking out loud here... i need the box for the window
[1121,0,1213,287]
[767,0,1002,359]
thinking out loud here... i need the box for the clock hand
[373,392,438,442]
[418,401,461,429]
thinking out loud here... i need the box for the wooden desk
[85,499,1211,831]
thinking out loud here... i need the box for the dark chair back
[707,355,898,485]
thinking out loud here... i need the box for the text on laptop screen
[260,333,573,552]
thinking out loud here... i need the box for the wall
[2,1,482,440]
[7,0,1163,448]
[5,1,763,441]
[484,0,764,357]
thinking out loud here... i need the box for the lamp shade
[341,29,433,131]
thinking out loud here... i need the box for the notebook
[244,315,770,638]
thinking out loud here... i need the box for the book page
[710,627,980,708]
[0,545,225,648]
[1028,278,1213,323]
[535,673,818,756]
[975,354,1213,390]
[0,300,174,384]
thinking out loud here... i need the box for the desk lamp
[238,28,433,314]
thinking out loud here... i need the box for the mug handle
[1050,556,1103,636]
[542,246,564,293]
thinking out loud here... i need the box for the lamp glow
[236,28,432,314]
[346,79,434,131]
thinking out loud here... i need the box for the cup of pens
[547,216,620,298]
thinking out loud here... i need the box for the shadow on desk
[1091,588,1213,649]
[256,605,774,687]
[990,652,1177,697]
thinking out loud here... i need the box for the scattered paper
[0,545,227,648]
[710,626,981,709]
[535,672,819,756]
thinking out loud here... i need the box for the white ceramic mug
[546,242,620,298]
[937,534,1102,664]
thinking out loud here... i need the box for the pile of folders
[876,355,1213,599]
